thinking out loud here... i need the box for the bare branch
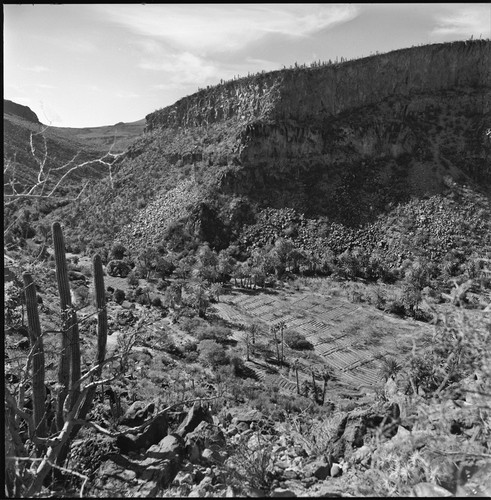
[4,124,125,207]
[5,455,89,497]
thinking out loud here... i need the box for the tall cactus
[74,253,108,421]
[22,272,47,451]
[20,223,110,492]
[52,221,81,428]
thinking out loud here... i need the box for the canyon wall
[146,41,490,131]
[119,41,490,248]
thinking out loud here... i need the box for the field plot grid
[222,289,430,391]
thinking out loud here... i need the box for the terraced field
[214,286,433,394]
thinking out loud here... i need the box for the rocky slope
[50,41,488,259]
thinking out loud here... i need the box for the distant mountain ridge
[4,99,40,124]
[3,100,146,200]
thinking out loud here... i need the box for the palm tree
[379,356,401,382]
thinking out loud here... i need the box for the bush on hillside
[110,242,127,260]
[113,289,125,304]
[284,329,313,350]
[197,339,229,367]
[195,325,232,343]
[127,271,139,288]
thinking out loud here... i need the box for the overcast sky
[4,3,490,128]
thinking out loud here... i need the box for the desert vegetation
[4,40,491,497]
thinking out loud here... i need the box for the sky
[4,3,491,128]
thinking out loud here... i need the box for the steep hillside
[4,106,110,199]
[4,99,40,124]
[53,119,146,153]
[3,100,146,244]
[3,100,145,194]
[61,41,490,259]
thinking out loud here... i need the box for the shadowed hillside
[56,40,490,261]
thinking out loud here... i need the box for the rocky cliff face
[147,41,490,130]
[115,41,490,250]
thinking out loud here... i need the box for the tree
[110,242,127,261]
[198,339,229,367]
[209,282,223,302]
[137,248,160,280]
[217,248,237,283]
[270,320,287,364]
[270,238,294,276]
[185,281,210,318]
[4,125,123,207]
[402,259,431,316]
[164,281,183,310]
[155,256,175,279]
[284,329,313,350]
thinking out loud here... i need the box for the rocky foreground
[71,371,490,498]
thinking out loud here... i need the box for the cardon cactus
[52,221,81,428]
[22,272,47,452]
[18,222,109,493]
[74,253,107,422]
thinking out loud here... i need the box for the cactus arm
[22,272,48,448]
[93,254,108,372]
[52,222,81,426]
[75,253,108,422]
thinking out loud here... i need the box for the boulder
[201,447,223,464]
[412,482,452,497]
[116,414,168,454]
[271,488,297,497]
[233,409,264,424]
[327,407,398,461]
[455,460,491,497]
[177,402,214,437]
[330,463,342,477]
[313,464,331,480]
[92,434,185,497]
[120,401,156,427]
[184,421,226,464]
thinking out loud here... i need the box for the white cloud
[32,83,57,90]
[115,91,140,99]
[431,5,491,38]
[87,84,103,93]
[140,51,217,83]
[93,4,358,55]
[22,65,49,73]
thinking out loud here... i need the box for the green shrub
[127,271,139,288]
[151,296,163,308]
[195,325,231,343]
[229,355,246,376]
[110,243,127,260]
[198,339,229,367]
[113,289,125,304]
[284,329,313,350]
[180,316,207,335]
